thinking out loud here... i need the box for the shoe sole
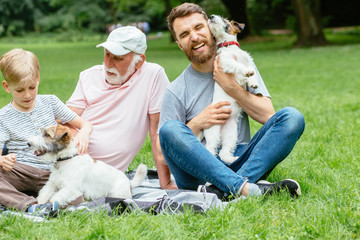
[279,179,301,197]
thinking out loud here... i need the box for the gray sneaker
[256,179,301,197]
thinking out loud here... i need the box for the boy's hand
[0,154,16,171]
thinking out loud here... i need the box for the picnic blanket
[0,169,243,221]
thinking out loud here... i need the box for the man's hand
[213,56,238,93]
[0,154,16,171]
[65,116,93,155]
[74,131,90,155]
[187,101,232,135]
[213,56,275,124]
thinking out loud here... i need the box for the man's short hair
[0,48,40,85]
[167,3,208,40]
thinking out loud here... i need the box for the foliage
[321,0,360,27]
[37,0,113,33]
[0,0,37,36]
[111,0,168,29]
[248,0,295,35]
[200,0,229,17]
[0,0,359,38]
[0,32,360,238]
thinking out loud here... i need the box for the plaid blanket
[0,169,241,221]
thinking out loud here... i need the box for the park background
[0,0,359,239]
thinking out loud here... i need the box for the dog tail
[130,163,147,188]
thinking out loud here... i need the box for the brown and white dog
[27,125,147,207]
[200,15,259,163]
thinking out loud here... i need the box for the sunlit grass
[0,31,359,239]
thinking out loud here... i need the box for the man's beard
[104,54,142,85]
[184,37,217,64]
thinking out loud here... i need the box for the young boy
[0,48,93,213]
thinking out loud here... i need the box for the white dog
[28,125,147,207]
[201,15,259,163]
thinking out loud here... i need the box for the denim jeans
[2,145,8,155]
[159,107,305,196]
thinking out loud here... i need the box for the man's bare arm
[213,57,275,124]
[149,113,177,189]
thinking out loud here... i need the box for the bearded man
[156,3,305,199]
[67,26,175,189]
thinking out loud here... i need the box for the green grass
[0,32,360,239]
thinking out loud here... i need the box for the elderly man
[67,26,175,189]
[156,3,305,199]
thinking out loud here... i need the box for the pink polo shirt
[66,62,169,171]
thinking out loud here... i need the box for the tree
[0,0,39,36]
[291,0,328,46]
[220,0,250,39]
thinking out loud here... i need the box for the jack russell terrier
[200,14,259,163]
[28,125,147,207]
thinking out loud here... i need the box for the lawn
[0,31,359,239]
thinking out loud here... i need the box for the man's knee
[159,120,187,149]
[159,120,182,139]
[279,107,305,136]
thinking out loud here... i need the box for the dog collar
[218,41,240,48]
[57,153,78,162]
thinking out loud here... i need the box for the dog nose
[27,142,31,147]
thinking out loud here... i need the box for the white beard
[104,54,142,85]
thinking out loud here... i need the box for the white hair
[104,53,143,85]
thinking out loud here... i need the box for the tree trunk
[107,1,117,25]
[163,0,176,42]
[220,0,250,39]
[291,0,328,47]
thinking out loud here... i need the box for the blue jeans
[159,107,305,195]
[2,145,8,155]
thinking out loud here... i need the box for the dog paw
[206,146,217,156]
[247,79,259,89]
[245,70,255,77]
[219,151,238,164]
[37,197,48,204]
[248,82,259,89]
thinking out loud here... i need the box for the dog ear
[230,21,245,34]
[54,132,68,141]
[46,127,56,139]
[54,125,70,141]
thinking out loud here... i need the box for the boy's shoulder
[36,94,60,102]
[0,103,12,116]
[0,95,59,116]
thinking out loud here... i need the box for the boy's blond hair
[0,48,40,85]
